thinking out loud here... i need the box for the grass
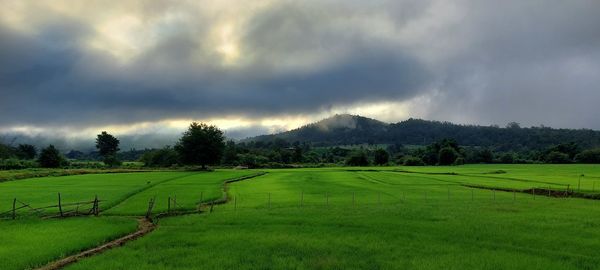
[104,170,257,215]
[0,168,156,183]
[0,172,197,216]
[0,217,138,270]
[64,166,600,269]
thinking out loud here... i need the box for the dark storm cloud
[1,0,600,132]
[421,0,600,128]
[0,1,433,127]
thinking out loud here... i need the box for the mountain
[248,114,600,151]
[250,114,388,146]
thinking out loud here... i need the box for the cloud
[1,0,600,149]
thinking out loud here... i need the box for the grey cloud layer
[1,0,600,129]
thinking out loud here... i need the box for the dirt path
[36,218,155,270]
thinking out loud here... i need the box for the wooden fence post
[168,196,171,213]
[513,191,516,202]
[146,197,155,219]
[548,186,551,197]
[58,193,63,217]
[12,198,16,220]
[94,195,100,216]
[533,189,536,200]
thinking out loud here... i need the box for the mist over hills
[3,114,600,153]
[248,114,600,151]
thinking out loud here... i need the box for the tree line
[3,121,600,169]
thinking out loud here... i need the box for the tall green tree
[16,144,36,160]
[38,145,64,168]
[346,151,369,166]
[438,147,458,165]
[175,122,225,168]
[373,149,389,165]
[96,131,121,166]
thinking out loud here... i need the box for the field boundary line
[195,172,267,210]
[463,184,600,200]
[0,169,173,183]
[36,218,156,270]
[101,172,200,211]
[393,169,569,187]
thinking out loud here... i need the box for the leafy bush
[0,159,38,170]
[545,151,571,164]
[453,157,465,165]
[575,149,600,163]
[346,151,370,166]
[140,147,179,167]
[403,156,425,166]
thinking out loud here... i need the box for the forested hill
[248,114,600,151]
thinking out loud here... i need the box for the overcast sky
[1,0,599,149]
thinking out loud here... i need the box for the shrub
[0,159,38,170]
[545,151,571,164]
[575,149,600,164]
[453,157,465,165]
[346,151,370,166]
[140,147,179,167]
[403,156,425,166]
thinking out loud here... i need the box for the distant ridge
[247,114,600,150]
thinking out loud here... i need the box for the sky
[1,0,599,150]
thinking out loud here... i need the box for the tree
[346,151,369,166]
[0,142,15,159]
[438,147,458,165]
[96,131,121,166]
[373,149,389,165]
[222,140,239,165]
[546,143,580,159]
[175,122,225,168]
[140,147,179,167]
[16,144,36,160]
[38,145,65,168]
[292,145,304,163]
[575,149,600,164]
[477,148,494,163]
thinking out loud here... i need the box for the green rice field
[1,165,600,269]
